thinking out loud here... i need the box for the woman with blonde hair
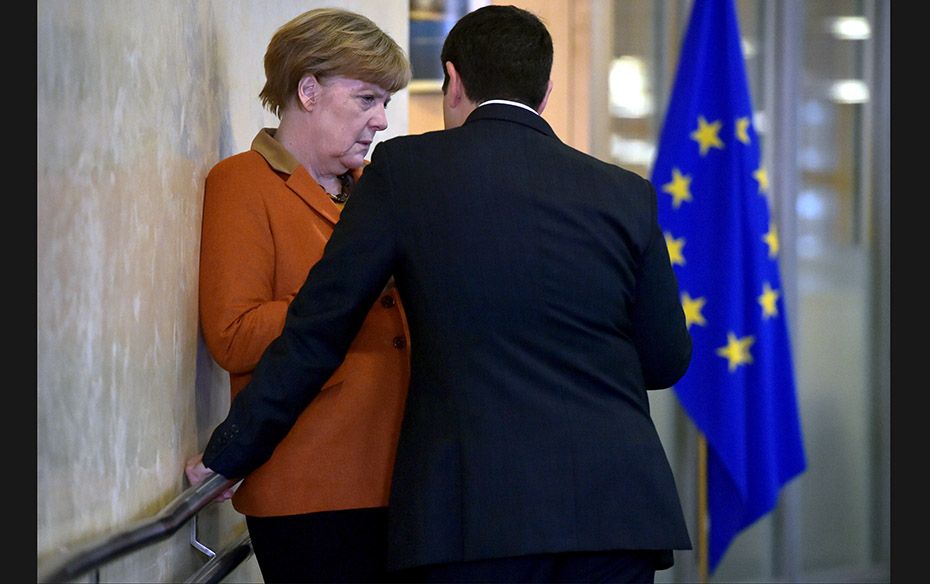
[186,9,411,582]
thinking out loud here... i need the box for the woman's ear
[297,74,319,111]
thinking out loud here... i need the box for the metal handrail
[38,472,241,583]
[185,532,253,584]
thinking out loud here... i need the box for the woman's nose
[371,104,388,131]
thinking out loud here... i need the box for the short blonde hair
[260,8,411,117]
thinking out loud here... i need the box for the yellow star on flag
[753,166,769,194]
[736,116,751,144]
[762,222,779,258]
[690,115,725,156]
[662,167,693,209]
[716,332,755,372]
[681,292,707,329]
[758,281,780,319]
[664,232,686,266]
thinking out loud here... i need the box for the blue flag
[651,0,807,572]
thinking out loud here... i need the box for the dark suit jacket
[203,103,693,571]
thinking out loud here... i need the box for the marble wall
[37,2,409,581]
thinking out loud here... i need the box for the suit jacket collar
[251,128,359,226]
[463,102,558,140]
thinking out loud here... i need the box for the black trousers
[246,507,390,583]
[394,549,673,584]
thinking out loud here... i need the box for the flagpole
[698,433,708,583]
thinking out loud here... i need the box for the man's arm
[199,145,400,480]
[631,181,693,390]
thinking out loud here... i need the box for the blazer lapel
[286,165,341,226]
[251,127,345,226]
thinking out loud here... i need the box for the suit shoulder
[203,150,278,206]
[367,131,453,171]
[207,150,267,179]
[205,151,280,198]
[566,146,654,192]
[375,129,448,152]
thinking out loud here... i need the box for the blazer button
[392,336,406,349]
[380,295,395,308]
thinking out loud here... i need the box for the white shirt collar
[477,99,540,116]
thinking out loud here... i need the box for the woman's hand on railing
[185,453,235,502]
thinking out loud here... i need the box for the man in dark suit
[195,5,693,582]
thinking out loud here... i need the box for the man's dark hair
[440,5,553,109]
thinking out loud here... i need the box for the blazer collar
[251,128,360,226]
[463,102,558,139]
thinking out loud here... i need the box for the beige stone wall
[36,2,408,581]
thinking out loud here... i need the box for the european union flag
[651,0,807,572]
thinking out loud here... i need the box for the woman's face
[310,76,392,174]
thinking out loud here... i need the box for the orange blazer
[198,129,410,517]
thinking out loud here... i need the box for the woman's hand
[185,452,235,502]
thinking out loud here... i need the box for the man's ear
[297,74,319,111]
[443,61,463,108]
[536,79,554,115]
